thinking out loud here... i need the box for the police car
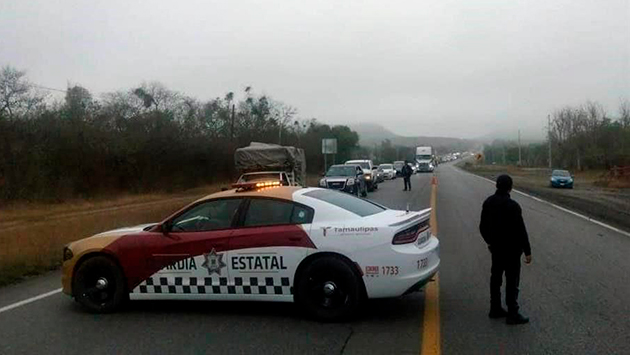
[62,182,440,321]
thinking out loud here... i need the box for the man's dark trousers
[490,251,521,314]
[404,177,411,190]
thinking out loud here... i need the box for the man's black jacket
[479,190,531,256]
[402,165,413,178]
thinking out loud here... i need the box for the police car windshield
[304,189,385,217]
[552,170,571,177]
[326,166,356,177]
[380,164,393,169]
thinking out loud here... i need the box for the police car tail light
[392,222,429,245]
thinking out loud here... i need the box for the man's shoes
[506,313,529,325]
[488,307,508,319]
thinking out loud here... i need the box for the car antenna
[406,203,410,213]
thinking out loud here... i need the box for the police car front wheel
[295,256,362,322]
[73,256,127,313]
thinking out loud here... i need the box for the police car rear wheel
[295,256,361,322]
[73,256,127,313]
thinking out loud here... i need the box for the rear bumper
[551,181,573,188]
[325,185,357,194]
[361,236,440,299]
[403,268,438,295]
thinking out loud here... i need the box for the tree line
[0,65,359,202]
[484,100,630,170]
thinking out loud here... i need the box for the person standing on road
[479,174,532,325]
[402,161,413,191]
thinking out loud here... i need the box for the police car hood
[91,223,157,238]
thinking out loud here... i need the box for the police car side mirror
[161,220,172,235]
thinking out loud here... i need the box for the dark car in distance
[319,164,368,197]
[550,169,574,189]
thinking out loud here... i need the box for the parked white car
[378,164,397,179]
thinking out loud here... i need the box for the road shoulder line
[457,167,630,238]
[420,175,441,355]
[0,288,62,314]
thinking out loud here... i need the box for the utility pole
[518,129,522,166]
[278,125,282,145]
[230,104,235,140]
[502,145,506,165]
[374,143,378,162]
[547,114,552,169]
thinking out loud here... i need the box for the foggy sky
[1,0,628,139]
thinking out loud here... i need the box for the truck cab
[415,147,435,173]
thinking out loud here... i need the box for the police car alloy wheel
[295,256,362,322]
[73,256,127,313]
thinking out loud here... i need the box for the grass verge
[457,161,630,233]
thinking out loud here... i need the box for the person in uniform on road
[479,174,532,325]
[402,161,413,191]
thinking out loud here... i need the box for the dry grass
[0,185,222,287]
[458,161,611,188]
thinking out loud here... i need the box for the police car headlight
[319,179,327,187]
[347,178,355,185]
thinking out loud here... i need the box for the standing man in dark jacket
[479,175,532,325]
[402,161,413,191]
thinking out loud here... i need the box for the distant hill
[349,123,479,153]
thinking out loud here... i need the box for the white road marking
[457,167,630,238]
[0,288,62,314]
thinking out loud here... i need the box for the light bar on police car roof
[232,180,282,191]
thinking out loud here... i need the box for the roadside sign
[322,138,337,154]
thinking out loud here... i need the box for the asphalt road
[1,165,629,354]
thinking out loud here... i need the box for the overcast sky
[1,0,628,139]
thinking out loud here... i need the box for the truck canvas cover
[235,142,306,185]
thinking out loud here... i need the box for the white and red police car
[62,183,440,321]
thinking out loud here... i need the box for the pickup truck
[345,159,379,191]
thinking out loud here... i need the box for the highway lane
[2,165,629,354]
[0,174,435,355]
[437,163,630,354]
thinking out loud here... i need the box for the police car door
[135,198,243,299]
[228,197,314,300]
